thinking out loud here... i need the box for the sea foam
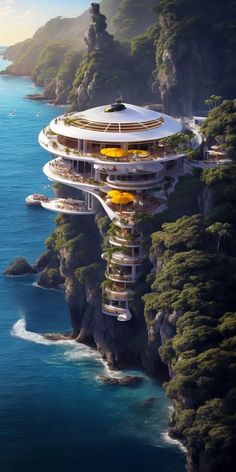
[11,318,104,365]
[11,318,75,346]
[161,432,187,453]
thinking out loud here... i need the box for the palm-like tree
[204,95,222,111]
[206,222,232,253]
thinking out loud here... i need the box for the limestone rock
[44,333,72,341]
[4,257,37,276]
[37,267,64,288]
[34,251,54,271]
[98,375,142,387]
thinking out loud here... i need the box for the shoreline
[2,71,187,468]
[11,316,187,455]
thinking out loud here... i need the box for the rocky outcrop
[34,204,150,369]
[4,257,37,276]
[34,250,54,271]
[153,0,236,114]
[25,93,49,101]
[2,1,156,106]
[98,375,143,386]
[72,3,145,110]
[37,267,64,288]
[198,187,215,215]
[75,3,117,110]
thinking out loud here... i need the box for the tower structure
[39,99,189,322]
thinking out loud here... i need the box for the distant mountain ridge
[4,0,156,75]
[2,1,158,108]
[2,0,236,115]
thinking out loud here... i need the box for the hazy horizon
[0,0,94,45]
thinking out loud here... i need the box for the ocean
[0,56,186,472]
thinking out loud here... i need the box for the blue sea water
[0,57,186,472]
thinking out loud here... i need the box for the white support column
[131,265,136,281]
[87,193,93,210]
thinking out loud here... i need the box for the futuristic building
[39,99,192,322]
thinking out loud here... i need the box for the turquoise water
[0,57,186,472]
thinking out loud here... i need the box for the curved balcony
[105,270,134,283]
[111,252,143,266]
[104,287,134,301]
[102,304,132,322]
[39,129,187,165]
[102,251,142,265]
[43,159,106,192]
[41,198,95,215]
[106,173,163,190]
[109,235,141,247]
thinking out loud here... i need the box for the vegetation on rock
[112,0,157,41]
[201,100,236,159]
[153,0,236,113]
[144,164,236,470]
[2,1,236,112]
[4,257,37,276]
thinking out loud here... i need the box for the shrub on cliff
[33,42,70,86]
[144,164,236,469]
[201,100,236,159]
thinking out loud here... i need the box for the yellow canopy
[111,192,136,205]
[128,149,150,157]
[107,190,121,197]
[208,150,225,156]
[100,147,127,158]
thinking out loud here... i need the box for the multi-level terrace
[39,99,196,321]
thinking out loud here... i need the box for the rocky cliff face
[153,0,236,114]
[31,168,236,472]
[2,1,156,107]
[41,210,150,369]
[73,3,136,110]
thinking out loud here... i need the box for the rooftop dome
[76,102,164,126]
[50,102,182,142]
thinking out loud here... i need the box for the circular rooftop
[49,102,182,143]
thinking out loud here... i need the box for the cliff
[2,0,157,106]
[111,0,158,41]
[3,0,119,71]
[34,164,236,472]
[38,208,149,368]
[144,164,236,471]
[3,1,236,112]
[70,3,154,110]
[37,171,204,373]
[153,0,236,114]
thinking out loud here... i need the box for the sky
[0,0,94,45]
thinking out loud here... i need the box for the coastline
[0,68,187,470]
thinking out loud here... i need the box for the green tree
[206,222,232,253]
[204,95,223,110]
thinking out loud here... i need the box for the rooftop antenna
[116,94,123,104]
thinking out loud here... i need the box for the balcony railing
[48,160,104,187]
[41,130,187,163]
[104,287,134,300]
[109,236,141,246]
[105,271,134,282]
[41,198,95,215]
[111,252,143,265]
[106,176,161,189]
[102,304,132,321]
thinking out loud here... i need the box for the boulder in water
[98,375,142,387]
[4,257,37,276]
[44,333,72,341]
